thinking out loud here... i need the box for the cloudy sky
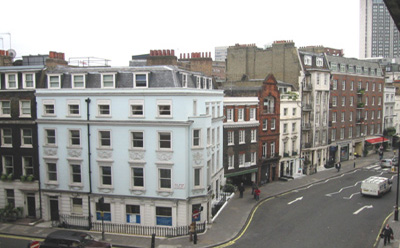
[1,0,360,66]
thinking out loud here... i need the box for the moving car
[360,176,392,197]
[38,230,112,248]
[380,157,398,168]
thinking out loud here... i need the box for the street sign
[30,240,40,248]
[192,210,200,219]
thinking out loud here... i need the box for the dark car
[38,230,112,248]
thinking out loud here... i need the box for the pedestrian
[354,161,356,168]
[239,182,244,198]
[381,223,394,246]
[254,187,260,201]
[251,181,256,195]
[336,162,341,172]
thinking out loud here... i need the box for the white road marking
[288,196,303,205]
[353,205,373,215]
[343,192,361,199]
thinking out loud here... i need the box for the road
[231,165,397,248]
[0,233,38,248]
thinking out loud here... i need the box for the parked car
[380,157,398,168]
[360,176,392,197]
[38,230,112,248]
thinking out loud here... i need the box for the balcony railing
[357,102,365,108]
[357,88,365,94]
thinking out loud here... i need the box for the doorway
[49,196,59,221]
[27,193,36,218]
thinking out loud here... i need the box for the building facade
[360,0,400,58]
[36,65,224,228]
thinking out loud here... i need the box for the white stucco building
[36,65,224,228]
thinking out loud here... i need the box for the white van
[360,176,392,197]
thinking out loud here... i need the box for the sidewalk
[1,151,399,248]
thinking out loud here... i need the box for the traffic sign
[192,210,200,219]
[30,240,40,248]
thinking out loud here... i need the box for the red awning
[365,137,389,144]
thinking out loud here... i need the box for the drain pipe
[85,98,92,229]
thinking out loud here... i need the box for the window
[130,100,144,117]
[304,55,312,65]
[332,96,337,106]
[134,73,148,88]
[263,119,267,130]
[2,156,13,175]
[227,131,234,145]
[0,101,11,117]
[251,152,257,164]
[332,112,337,123]
[67,100,80,116]
[6,73,17,89]
[238,109,244,121]
[341,97,345,107]
[100,166,112,186]
[47,163,57,181]
[48,75,61,89]
[341,112,345,122]
[270,142,275,157]
[316,73,320,85]
[101,74,115,88]
[99,130,111,148]
[159,168,171,189]
[371,111,374,120]
[70,164,82,183]
[350,97,353,106]
[132,167,144,187]
[156,207,172,226]
[366,82,369,91]
[1,128,12,147]
[45,129,56,145]
[43,100,55,116]
[23,73,35,89]
[262,143,267,158]
[19,100,31,117]
[372,83,376,91]
[378,97,382,105]
[331,129,336,141]
[72,198,83,215]
[378,83,382,92]
[239,153,245,166]
[158,132,171,149]
[284,108,288,116]
[72,74,85,88]
[349,127,353,138]
[283,123,288,133]
[23,157,34,176]
[157,100,172,117]
[292,108,296,116]
[263,97,275,114]
[250,108,256,120]
[333,80,338,90]
[340,128,344,139]
[226,109,233,122]
[342,81,346,90]
[96,201,111,221]
[271,119,276,130]
[228,154,234,169]
[239,130,245,144]
[349,112,353,121]
[131,131,144,149]
[365,97,368,106]
[193,129,201,147]
[194,168,201,187]
[316,57,323,67]
[182,74,188,88]
[6,189,15,208]
[292,123,296,132]
[21,129,33,147]
[69,130,81,146]
[251,129,257,142]
[350,81,354,91]
[97,100,111,117]
[126,205,141,224]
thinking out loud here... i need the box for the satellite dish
[7,49,16,58]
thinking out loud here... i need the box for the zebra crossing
[364,164,390,171]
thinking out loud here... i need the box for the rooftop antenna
[0,33,11,49]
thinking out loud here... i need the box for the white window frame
[67,100,81,117]
[1,128,12,147]
[131,165,145,189]
[332,112,337,123]
[332,96,337,106]
[0,101,11,117]
[71,198,83,215]
[131,131,144,149]
[19,100,31,118]
[182,74,188,88]
[98,130,111,148]
[72,74,86,89]
[251,129,257,143]
[42,100,56,116]
[69,129,81,147]
[193,129,201,148]
[227,131,234,145]
[23,72,35,89]
[22,156,34,176]
[304,55,312,66]
[133,72,149,88]
[228,154,234,169]
[238,108,244,121]
[45,128,57,146]
[263,119,267,130]
[70,163,82,185]
[238,153,245,167]
[226,108,233,122]
[194,167,202,188]
[249,108,256,120]
[47,74,61,89]
[239,130,245,144]
[129,99,144,118]
[46,162,58,183]
[97,100,111,117]
[5,73,18,89]
[271,119,276,130]
[99,164,113,187]
[157,100,172,118]
[251,152,257,165]
[101,73,116,88]
[2,156,13,175]
[158,167,172,190]
[158,131,172,150]
[21,128,33,147]
[316,57,323,67]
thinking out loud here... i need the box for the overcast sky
[1,0,360,66]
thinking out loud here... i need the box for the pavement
[2,151,400,248]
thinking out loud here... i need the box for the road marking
[326,182,361,197]
[288,196,303,205]
[366,164,380,170]
[353,205,373,215]
[343,192,361,199]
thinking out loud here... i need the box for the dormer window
[6,73,18,89]
[182,74,188,88]
[48,74,61,89]
[23,73,35,89]
[208,78,213,89]
[101,74,115,88]
[72,74,85,89]
[316,57,323,67]
[134,73,148,88]
[196,77,201,89]
[304,56,312,66]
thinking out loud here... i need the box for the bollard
[194,232,197,244]
[151,233,155,248]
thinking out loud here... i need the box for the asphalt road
[231,167,397,248]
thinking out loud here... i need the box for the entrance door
[49,196,59,221]
[27,193,36,218]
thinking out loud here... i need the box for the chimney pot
[172,50,175,56]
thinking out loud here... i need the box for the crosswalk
[364,164,390,171]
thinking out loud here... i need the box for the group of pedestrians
[238,181,260,201]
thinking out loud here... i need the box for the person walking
[251,181,256,195]
[336,162,341,172]
[381,224,394,246]
[254,187,260,201]
[238,182,244,198]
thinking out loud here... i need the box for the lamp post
[395,143,400,221]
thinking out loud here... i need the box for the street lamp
[395,143,400,221]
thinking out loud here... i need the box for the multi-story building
[360,0,400,58]
[298,51,330,174]
[278,82,302,178]
[222,74,281,185]
[326,55,385,159]
[215,46,228,62]
[36,65,224,228]
[223,96,259,186]
[0,51,67,220]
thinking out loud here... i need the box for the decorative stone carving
[44,148,58,156]
[156,151,172,161]
[129,151,145,161]
[67,149,82,158]
[193,152,203,165]
[98,150,112,159]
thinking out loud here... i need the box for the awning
[365,137,389,144]
[225,168,258,178]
